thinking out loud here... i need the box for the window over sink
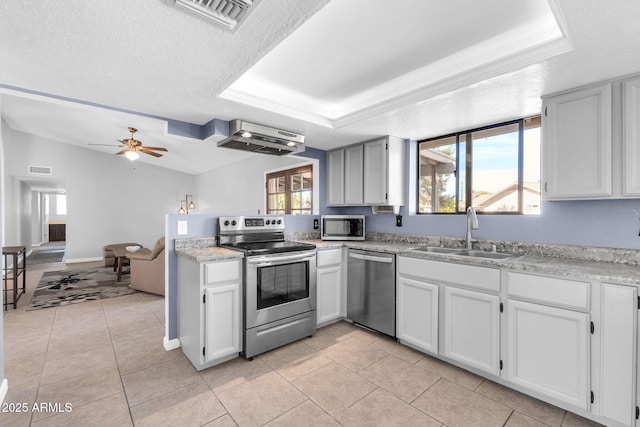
[418,116,541,215]
[266,164,313,215]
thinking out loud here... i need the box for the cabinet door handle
[544,182,548,192]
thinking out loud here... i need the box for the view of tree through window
[418,116,541,215]
[266,165,312,215]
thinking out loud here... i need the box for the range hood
[218,120,305,156]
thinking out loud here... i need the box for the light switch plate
[177,220,188,235]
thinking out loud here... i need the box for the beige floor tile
[40,345,117,385]
[0,375,40,427]
[259,341,332,381]
[114,341,183,375]
[265,400,340,427]
[5,351,47,384]
[339,388,441,427]
[292,362,377,417]
[32,365,123,423]
[370,336,426,364]
[131,379,226,427]
[303,323,351,350]
[562,411,606,426]
[348,326,384,344]
[200,357,273,394]
[121,354,201,406]
[217,371,306,427]
[476,380,565,427]
[412,378,513,427]
[506,411,552,427]
[110,322,164,354]
[103,307,160,336]
[30,392,132,427]
[204,414,239,426]
[45,328,112,360]
[321,336,389,372]
[359,355,440,402]
[416,354,484,390]
[329,320,360,335]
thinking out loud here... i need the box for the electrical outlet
[396,215,402,227]
[313,218,319,230]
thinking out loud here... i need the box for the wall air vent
[28,165,52,176]
[173,0,260,32]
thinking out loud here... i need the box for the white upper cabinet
[363,136,405,206]
[326,148,345,206]
[542,82,612,199]
[624,76,640,196]
[344,144,364,205]
[327,136,405,207]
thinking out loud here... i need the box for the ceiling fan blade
[141,146,168,152]
[88,143,122,147]
[115,149,129,155]
[140,148,163,157]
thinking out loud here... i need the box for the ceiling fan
[90,127,168,160]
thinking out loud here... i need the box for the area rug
[27,249,66,264]
[27,267,136,311]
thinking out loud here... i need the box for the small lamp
[178,194,196,214]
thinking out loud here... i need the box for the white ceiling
[1,0,640,183]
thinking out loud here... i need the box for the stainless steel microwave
[321,215,365,241]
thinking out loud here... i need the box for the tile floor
[1,260,604,426]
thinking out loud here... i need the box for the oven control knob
[231,220,237,226]
[223,220,230,226]
[266,220,270,225]
[277,219,282,224]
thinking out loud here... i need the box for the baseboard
[65,257,102,264]
[0,378,8,404]
[163,336,181,351]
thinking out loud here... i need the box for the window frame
[266,164,313,215]
[417,117,540,215]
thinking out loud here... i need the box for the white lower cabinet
[599,283,638,426]
[203,282,241,363]
[506,299,590,410]
[316,249,344,326]
[178,257,242,371]
[396,275,439,354]
[443,286,500,376]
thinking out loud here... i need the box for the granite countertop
[305,239,640,285]
[176,246,244,263]
[175,236,640,285]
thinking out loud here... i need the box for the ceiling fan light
[125,150,139,161]
[188,201,196,210]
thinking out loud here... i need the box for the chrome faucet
[466,206,478,249]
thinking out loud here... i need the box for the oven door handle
[348,252,394,263]
[247,251,316,267]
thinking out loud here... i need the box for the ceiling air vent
[173,0,260,32]
[29,165,52,176]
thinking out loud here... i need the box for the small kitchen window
[266,165,313,215]
[417,116,541,215]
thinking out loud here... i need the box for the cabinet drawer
[317,249,342,267]
[399,257,500,292]
[204,260,240,285]
[506,271,590,310]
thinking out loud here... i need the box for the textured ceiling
[2,0,640,180]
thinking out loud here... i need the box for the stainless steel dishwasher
[347,249,396,336]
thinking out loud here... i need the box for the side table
[3,246,26,310]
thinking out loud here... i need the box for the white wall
[196,153,318,215]
[2,126,197,261]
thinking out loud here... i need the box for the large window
[266,165,312,215]
[418,116,540,215]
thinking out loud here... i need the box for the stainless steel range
[218,216,317,359]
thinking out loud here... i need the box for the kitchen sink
[454,250,516,260]
[409,246,516,260]
[410,246,460,254]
